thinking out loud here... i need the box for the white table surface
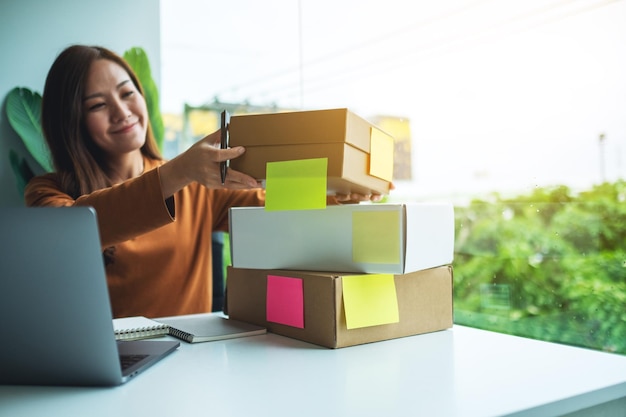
[1,324,625,417]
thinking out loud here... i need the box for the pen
[220,110,230,185]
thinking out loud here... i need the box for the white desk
[1,325,625,417]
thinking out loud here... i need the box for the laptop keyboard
[120,354,148,371]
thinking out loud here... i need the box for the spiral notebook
[157,313,267,343]
[113,316,170,340]
[114,313,267,343]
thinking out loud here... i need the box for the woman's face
[82,59,148,159]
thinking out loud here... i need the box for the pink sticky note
[266,275,304,328]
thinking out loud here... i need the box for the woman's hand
[159,129,260,198]
[334,193,383,203]
[333,183,395,204]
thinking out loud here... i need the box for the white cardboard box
[229,203,454,274]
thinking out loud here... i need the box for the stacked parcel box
[226,108,455,348]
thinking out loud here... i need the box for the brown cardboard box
[228,108,394,195]
[226,265,453,348]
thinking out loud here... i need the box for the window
[160,0,626,354]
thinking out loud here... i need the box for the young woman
[25,45,382,318]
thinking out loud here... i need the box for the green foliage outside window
[453,180,626,354]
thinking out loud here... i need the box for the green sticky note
[352,210,401,264]
[342,274,399,329]
[265,158,328,211]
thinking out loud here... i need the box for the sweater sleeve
[24,167,174,248]
[210,188,266,232]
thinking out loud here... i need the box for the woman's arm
[25,169,173,247]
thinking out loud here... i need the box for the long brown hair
[42,45,162,198]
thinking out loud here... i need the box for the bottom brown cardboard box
[226,265,453,348]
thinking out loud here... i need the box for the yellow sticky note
[265,158,327,211]
[352,210,401,264]
[369,127,394,182]
[342,274,399,329]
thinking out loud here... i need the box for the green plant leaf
[9,149,35,196]
[6,87,53,172]
[124,47,165,152]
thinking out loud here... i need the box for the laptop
[0,206,180,386]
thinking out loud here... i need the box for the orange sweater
[24,157,265,318]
